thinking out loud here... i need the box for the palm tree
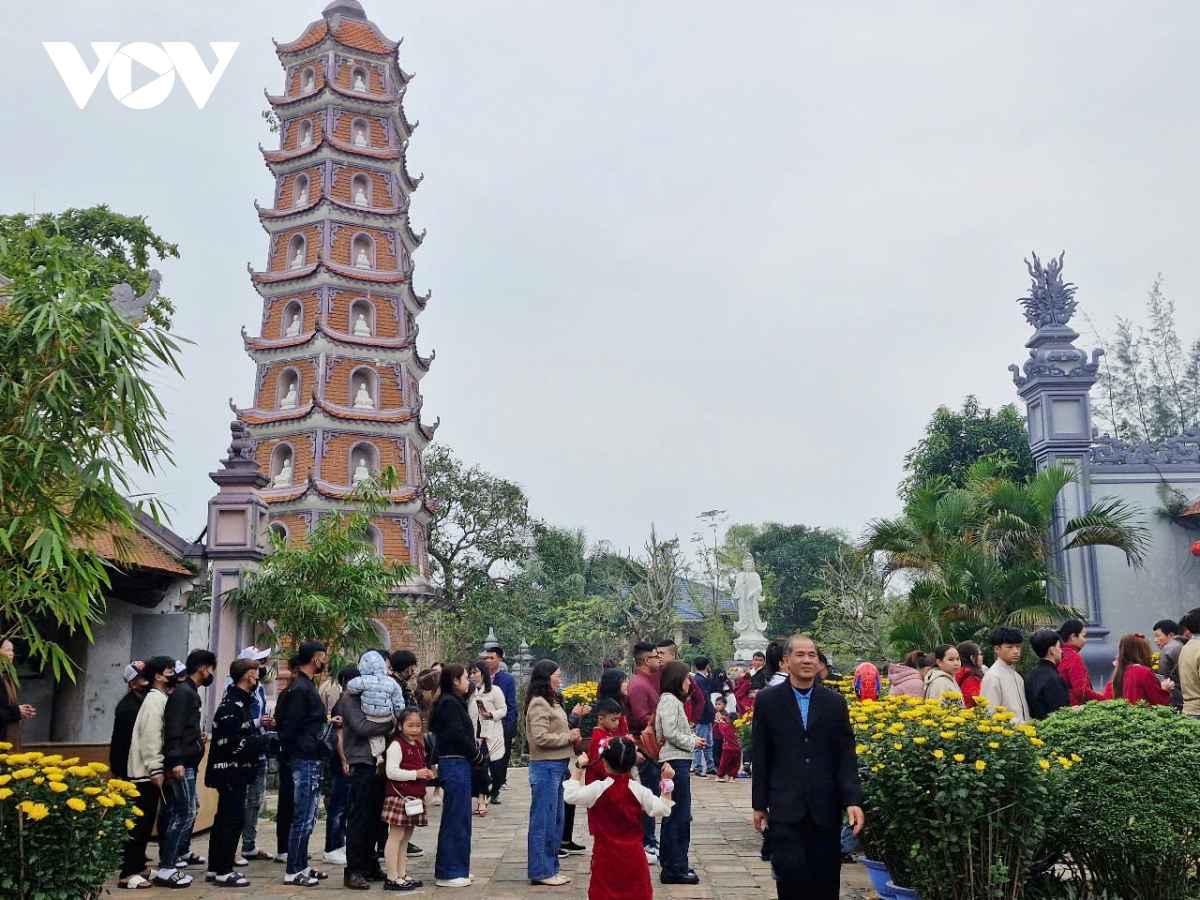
[863,458,1149,653]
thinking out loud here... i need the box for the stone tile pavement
[109,771,875,899]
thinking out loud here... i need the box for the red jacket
[1059,645,1104,706]
[626,670,660,738]
[1103,664,1172,707]
[956,668,983,708]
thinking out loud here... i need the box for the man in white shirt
[980,627,1031,724]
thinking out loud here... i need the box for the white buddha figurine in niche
[272,456,294,488]
[353,381,374,409]
[285,313,301,336]
[353,73,367,92]
[352,457,370,484]
[280,380,299,409]
[354,184,369,205]
[353,312,371,336]
[303,71,315,92]
[296,181,309,206]
[354,246,371,268]
[290,246,305,269]
[353,127,369,147]
[300,126,312,148]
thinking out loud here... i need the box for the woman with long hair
[1106,633,1174,706]
[524,660,580,886]
[955,642,986,708]
[429,664,478,887]
[763,642,786,687]
[0,639,35,750]
[467,662,507,817]
[655,660,705,885]
[924,644,963,702]
[597,667,630,735]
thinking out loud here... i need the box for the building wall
[264,291,321,339]
[329,290,402,339]
[325,358,403,408]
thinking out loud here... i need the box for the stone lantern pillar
[204,421,271,714]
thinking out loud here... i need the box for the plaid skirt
[382,793,428,828]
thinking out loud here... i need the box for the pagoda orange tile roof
[277,22,328,53]
[321,257,410,284]
[83,522,192,576]
[326,135,402,160]
[333,20,395,55]
[261,139,325,164]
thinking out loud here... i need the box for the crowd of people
[854,607,1200,724]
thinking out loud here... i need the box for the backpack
[636,710,661,761]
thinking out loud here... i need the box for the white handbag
[404,798,425,817]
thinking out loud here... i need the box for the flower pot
[888,880,921,900]
[859,858,896,900]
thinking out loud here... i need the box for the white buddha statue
[296,182,309,206]
[303,72,314,92]
[285,313,301,336]
[353,312,371,336]
[352,457,370,483]
[353,382,373,409]
[300,126,312,148]
[280,380,299,409]
[354,185,369,205]
[272,456,294,488]
[354,246,371,268]
[290,246,305,269]
[353,73,367,92]
[731,552,769,661]
[353,127,369,147]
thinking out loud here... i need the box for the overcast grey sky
[5,1,1199,555]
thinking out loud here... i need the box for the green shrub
[1037,701,1200,900]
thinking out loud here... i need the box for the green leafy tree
[748,524,854,637]
[424,446,532,607]
[0,208,183,678]
[1087,276,1200,444]
[225,470,414,661]
[810,551,897,665]
[863,459,1149,652]
[900,396,1035,499]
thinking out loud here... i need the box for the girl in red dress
[713,712,742,781]
[1103,633,1174,707]
[382,708,437,891]
[565,738,675,900]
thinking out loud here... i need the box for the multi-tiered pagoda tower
[235,0,437,637]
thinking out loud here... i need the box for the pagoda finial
[323,0,367,20]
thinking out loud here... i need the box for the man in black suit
[752,635,863,900]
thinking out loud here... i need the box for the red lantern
[1193,540,1200,558]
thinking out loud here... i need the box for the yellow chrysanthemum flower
[933,749,945,759]
[1039,759,1051,771]
[11,768,36,780]
[83,786,103,795]
[126,819,136,830]
[975,760,987,771]
[49,781,68,793]
[0,774,10,786]
[912,737,927,745]
[67,797,87,812]
[89,762,110,774]
[133,806,144,817]
[97,795,115,808]
[988,742,1000,749]
[940,731,956,740]
[0,741,13,750]
[953,754,966,763]
[0,788,12,800]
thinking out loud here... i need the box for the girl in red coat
[1103,633,1174,707]
[565,738,674,900]
[713,712,742,781]
[955,641,985,708]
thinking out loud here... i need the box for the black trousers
[276,760,294,856]
[770,816,842,900]
[562,803,576,845]
[210,784,248,876]
[492,721,516,793]
[120,778,162,878]
[346,763,384,876]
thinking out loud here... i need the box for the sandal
[151,872,193,889]
[283,873,319,887]
[304,868,330,880]
[118,875,152,890]
[213,872,250,888]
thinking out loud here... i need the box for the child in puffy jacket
[347,650,405,757]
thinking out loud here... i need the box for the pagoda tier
[236,0,435,605]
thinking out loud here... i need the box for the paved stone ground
[109,771,874,899]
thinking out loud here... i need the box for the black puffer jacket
[275,671,328,760]
[205,685,262,789]
[163,678,205,771]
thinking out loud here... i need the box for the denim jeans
[435,758,472,880]
[840,824,861,855]
[287,758,324,875]
[527,758,568,880]
[325,767,350,852]
[659,759,693,878]
[242,758,268,853]
[159,766,198,870]
[693,723,715,774]
[637,756,661,848]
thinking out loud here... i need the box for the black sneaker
[561,842,586,855]
[557,849,569,859]
[406,844,424,858]
[488,794,502,805]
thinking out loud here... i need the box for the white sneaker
[323,847,347,865]
[435,877,473,888]
[645,847,659,864]
[273,853,288,864]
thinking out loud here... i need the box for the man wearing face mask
[160,648,218,879]
[275,640,334,886]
